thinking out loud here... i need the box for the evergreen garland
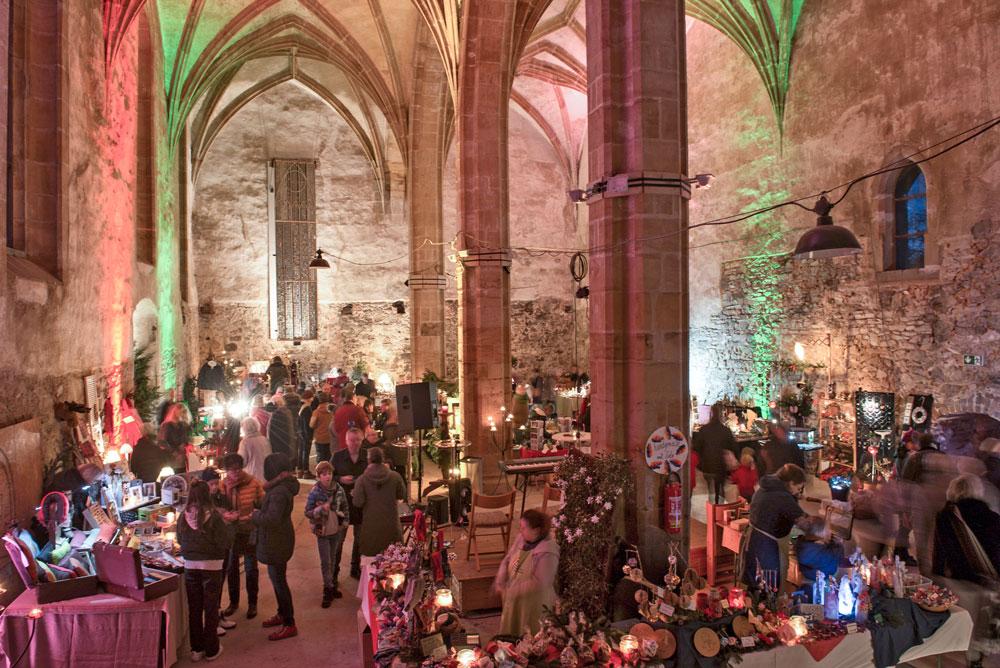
[132,346,161,423]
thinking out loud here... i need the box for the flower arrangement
[552,452,633,619]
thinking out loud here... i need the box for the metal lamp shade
[309,251,330,269]
[793,223,862,260]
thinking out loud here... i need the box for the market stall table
[736,606,972,668]
[0,585,186,668]
[613,605,971,668]
[551,431,591,451]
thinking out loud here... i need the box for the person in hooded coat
[252,452,300,641]
[352,447,406,558]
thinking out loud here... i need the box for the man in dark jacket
[267,395,298,464]
[354,373,375,400]
[332,428,368,579]
[265,357,289,395]
[297,389,316,476]
[252,453,300,641]
[759,423,804,475]
[693,403,739,503]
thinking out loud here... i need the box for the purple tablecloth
[0,586,184,667]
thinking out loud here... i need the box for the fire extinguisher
[664,473,682,534]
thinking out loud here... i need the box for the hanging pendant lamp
[793,196,862,260]
[309,249,330,269]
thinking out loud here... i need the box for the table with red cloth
[0,586,186,668]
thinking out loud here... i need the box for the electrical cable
[10,617,37,668]
[315,112,1000,267]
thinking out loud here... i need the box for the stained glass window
[892,165,927,270]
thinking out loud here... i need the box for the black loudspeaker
[427,494,450,526]
[449,478,472,524]
[396,382,437,433]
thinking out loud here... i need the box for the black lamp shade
[793,223,862,260]
[309,250,330,269]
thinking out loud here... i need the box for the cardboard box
[2,533,99,604]
[93,542,179,601]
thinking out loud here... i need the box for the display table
[551,431,591,449]
[737,606,972,668]
[0,586,186,668]
[614,604,972,668]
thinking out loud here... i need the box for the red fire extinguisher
[664,473,682,534]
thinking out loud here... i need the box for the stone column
[408,30,451,382]
[586,0,690,550]
[456,1,547,484]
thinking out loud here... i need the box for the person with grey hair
[933,473,1000,584]
[238,417,271,482]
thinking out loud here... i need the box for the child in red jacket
[730,449,758,502]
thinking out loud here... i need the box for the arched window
[892,164,927,270]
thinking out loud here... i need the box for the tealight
[435,588,453,609]
[388,573,406,589]
[456,648,477,667]
[619,634,639,654]
[790,615,808,638]
[27,607,43,620]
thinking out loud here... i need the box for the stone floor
[175,455,512,667]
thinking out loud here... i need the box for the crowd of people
[691,402,1000,611]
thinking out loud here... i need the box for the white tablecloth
[737,606,972,668]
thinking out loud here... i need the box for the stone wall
[686,0,1000,418]
[200,301,411,384]
[1,1,177,464]
[192,80,411,382]
[442,297,590,387]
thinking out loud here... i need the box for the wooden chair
[465,490,516,571]
[540,483,564,515]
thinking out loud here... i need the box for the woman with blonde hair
[238,417,271,482]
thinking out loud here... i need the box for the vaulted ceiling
[101,0,807,195]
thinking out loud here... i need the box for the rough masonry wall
[441,107,589,385]
[686,1,1000,416]
[1,1,171,460]
[193,81,412,383]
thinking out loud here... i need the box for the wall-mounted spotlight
[568,188,589,203]
[685,173,715,189]
[392,300,406,315]
[309,249,330,269]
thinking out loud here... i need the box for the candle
[27,607,43,620]
[790,615,808,638]
[619,634,639,655]
[456,648,477,667]
[435,588,453,609]
[728,588,746,609]
[166,511,176,525]
[388,573,405,589]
